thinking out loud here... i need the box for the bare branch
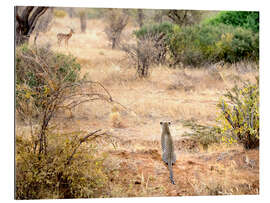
[66,129,103,165]
[28,7,48,34]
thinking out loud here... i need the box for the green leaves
[133,15,259,66]
[15,45,82,122]
[169,24,259,66]
[207,11,259,33]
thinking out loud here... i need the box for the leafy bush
[53,9,67,18]
[132,22,174,66]
[217,78,259,149]
[16,131,110,199]
[168,24,259,66]
[133,22,174,40]
[122,36,162,77]
[86,8,105,19]
[16,44,112,156]
[16,44,81,121]
[15,45,118,199]
[133,20,259,67]
[206,11,259,33]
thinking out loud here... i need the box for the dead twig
[66,129,104,166]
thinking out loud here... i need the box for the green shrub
[133,15,259,67]
[215,28,259,63]
[16,44,113,157]
[133,22,174,40]
[15,44,81,121]
[168,24,259,66]
[217,78,259,149]
[206,11,259,33]
[86,8,105,19]
[54,9,67,18]
[16,132,109,199]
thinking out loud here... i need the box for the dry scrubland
[18,16,259,197]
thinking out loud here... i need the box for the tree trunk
[67,8,74,18]
[112,37,116,49]
[80,11,87,33]
[137,9,144,28]
[15,6,48,46]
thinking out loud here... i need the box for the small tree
[153,10,167,23]
[15,6,48,46]
[104,9,129,49]
[137,9,144,28]
[122,33,166,77]
[166,10,203,26]
[79,10,87,33]
[134,22,174,65]
[16,44,113,155]
[67,7,74,18]
[34,8,54,46]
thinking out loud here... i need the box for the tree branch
[28,7,48,34]
[66,129,103,165]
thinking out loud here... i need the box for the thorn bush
[217,77,259,149]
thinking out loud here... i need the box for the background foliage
[206,11,259,33]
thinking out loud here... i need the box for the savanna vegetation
[15,7,259,199]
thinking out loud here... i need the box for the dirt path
[106,140,259,196]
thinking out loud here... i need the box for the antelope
[57,28,75,47]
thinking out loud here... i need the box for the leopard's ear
[160,122,163,125]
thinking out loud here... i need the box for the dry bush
[122,33,166,78]
[133,22,173,65]
[16,130,112,199]
[217,78,259,149]
[167,71,197,91]
[16,44,112,155]
[54,9,67,18]
[110,105,123,128]
[181,119,221,151]
[167,10,204,26]
[104,9,129,49]
[15,44,126,199]
[232,60,259,74]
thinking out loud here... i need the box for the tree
[104,9,129,49]
[67,7,74,18]
[79,10,87,33]
[167,10,203,26]
[153,10,166,23]
[34,8,54,46]
[16,45,113,155]
[137,9,144,28]
[122,33,166,77]
[15,6,48,46]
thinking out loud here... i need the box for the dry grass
[17,16,259,198]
